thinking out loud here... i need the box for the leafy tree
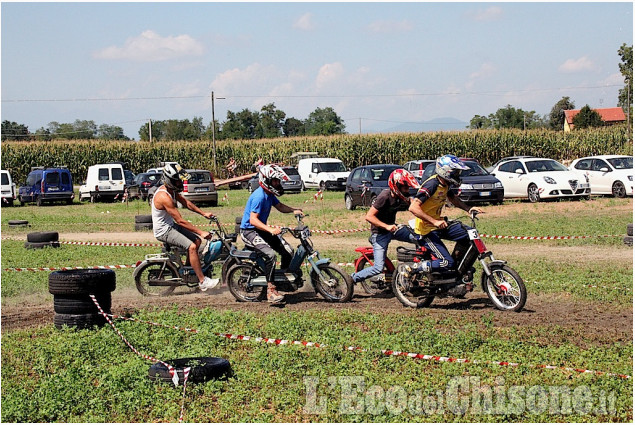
[468,115,492,129]
[617,43,633,124]
[220,109,261,140]
[572,105,604,129]
[304,107,346,135]
[487,105,543,130]
[283,117,305,136]
[97,124,128,140]
[1,120,30,141]
[258,103,286,138]
[548,96,576,130]
[138,117,204,141]
[33,127,52,141]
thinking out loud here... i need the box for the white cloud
[211,63,279,94]
[558,56,595,73]
[599,72,624,86]
[316,63,345,90]
[367,19,414,33]
[94,30,204,62]
[293,13,316,31]
[466,62,497,89]
[467,6,503,22]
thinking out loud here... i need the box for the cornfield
[1,126,631,183]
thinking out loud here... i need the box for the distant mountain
[379,117,469,133]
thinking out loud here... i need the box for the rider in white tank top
[151,186,175,238]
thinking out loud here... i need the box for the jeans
[351,227,416,282]
[418,222,471,271]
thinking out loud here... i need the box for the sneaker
[267,288,285,303]
[416,260,431,273]
[199,276,220,291]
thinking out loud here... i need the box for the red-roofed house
[563,107,626,131]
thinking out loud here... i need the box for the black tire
[134,215,153,223]
[356,257,392,295]
[627,224,633,237]
[135,223,153,231]
[8,219,28,227]
[148,357,231,385]
[221,257,239,286]
[226,264,267,302]
[310,264,354,302]
[25,241,61,249]
[612,181,627,198]
[481,264,526,312]
[345,195,356,211]
[527,184,540,203]
[210,200,218,207]
[53,293,112,314]
[36,196,43,207]
[19,197,26,206]
[624,236,633,246]
[65,198,73,205]
[48,269,116,295]
[368,194,377,208]
[391,267,434,308]
[54,313,107,329]
[27,231,59,243]
[134,261,178,296]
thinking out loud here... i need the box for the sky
[1,2,633,139]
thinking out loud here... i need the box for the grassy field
[1,191,633,422]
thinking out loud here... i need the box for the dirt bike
[225,214,354,303]
[353,244,397,295]
[393,212,527,312]
[133,217,237,296]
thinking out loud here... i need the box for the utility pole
[148,119,152,143]
[211,91,226,175]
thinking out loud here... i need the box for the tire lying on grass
[54,313,107,330]
[624,236,633,246]
[48,269,116,295]
[148,357,232,385]
[25,241,61,249]
[134,215,153,224]
[627,223,633,237]
[27,231,59,243]
[8,219,29,227]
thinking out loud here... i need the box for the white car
[490,157,590,203]
[569,155,633,198]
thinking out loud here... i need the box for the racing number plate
[467,229,480,240]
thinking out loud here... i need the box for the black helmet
[162,163,191,192]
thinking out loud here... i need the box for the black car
[345,164,416,210]
[421,160,504,205]
[248,166,303,194]
[134,172,163,201]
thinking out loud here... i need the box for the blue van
[18,167,74,206]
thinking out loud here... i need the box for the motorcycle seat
[354,246,373,253]
[230,246,259,260]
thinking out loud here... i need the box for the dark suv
[134,172,162,201]
[345,164,414,210]
[18,167,74,206]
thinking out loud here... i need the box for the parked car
[134,172,163,201]
[79,163,126,202]
[403,159,435,181]
[297,157,349,191]
[148,169,218,206]
[345,164,413,210]
[18,167,74,206]
[421,161,504,205]
[248,166,302,193]
[569,155,633,198]
[1,169,17,207]
[486,156,537,173]
[490,157,590,202]
[146,162,178,174]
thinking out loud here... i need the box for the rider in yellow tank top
[414,175,450,236]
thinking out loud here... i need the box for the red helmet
[388,168,419,201]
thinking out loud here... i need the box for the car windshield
[461,162,488,177]
[188,172,212,183]
[607,157,633,170]
[1,173,9,185]
[370,166,399,181]
[318,162,347,173]
[525,160,568,173]
[283,168,299,176]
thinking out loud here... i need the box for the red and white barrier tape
[106,314,630,380]
[3,265,137,272]
[89,296,190,422]
[480,234,623,240]
[304,190,324,203]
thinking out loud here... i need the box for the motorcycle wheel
[356,257,393,296]
[135,262,178,296]
[226,264,267,302]
[392,268,434,308]
[311,264,354,302]
[481,264,526,312]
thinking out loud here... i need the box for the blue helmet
[435,155,468,186]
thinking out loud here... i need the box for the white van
[297,158,350,191]
[1,169,17,206]
[79,163,126,202]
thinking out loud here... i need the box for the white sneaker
[199,276,220,291]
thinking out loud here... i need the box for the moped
[133,217,237,296]
[225,214,354,303]
[393,212,527,312]
[353,244,397,295]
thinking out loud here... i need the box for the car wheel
[301,182,306,192]
[612,181,627,198]
[345,195,356,211]
[36,196,43,207]
[90,194,97,203]
[19,197,25,206]
[527,184,540,203]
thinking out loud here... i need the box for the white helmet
[435,155,468,186]
[162,163,191,192]
[258,164,289,196]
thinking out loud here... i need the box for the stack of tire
[234,216,242,235]
[625,224,633,247]
[25,231,60,249]
[48,269,116,329]
[135,215,153,231]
